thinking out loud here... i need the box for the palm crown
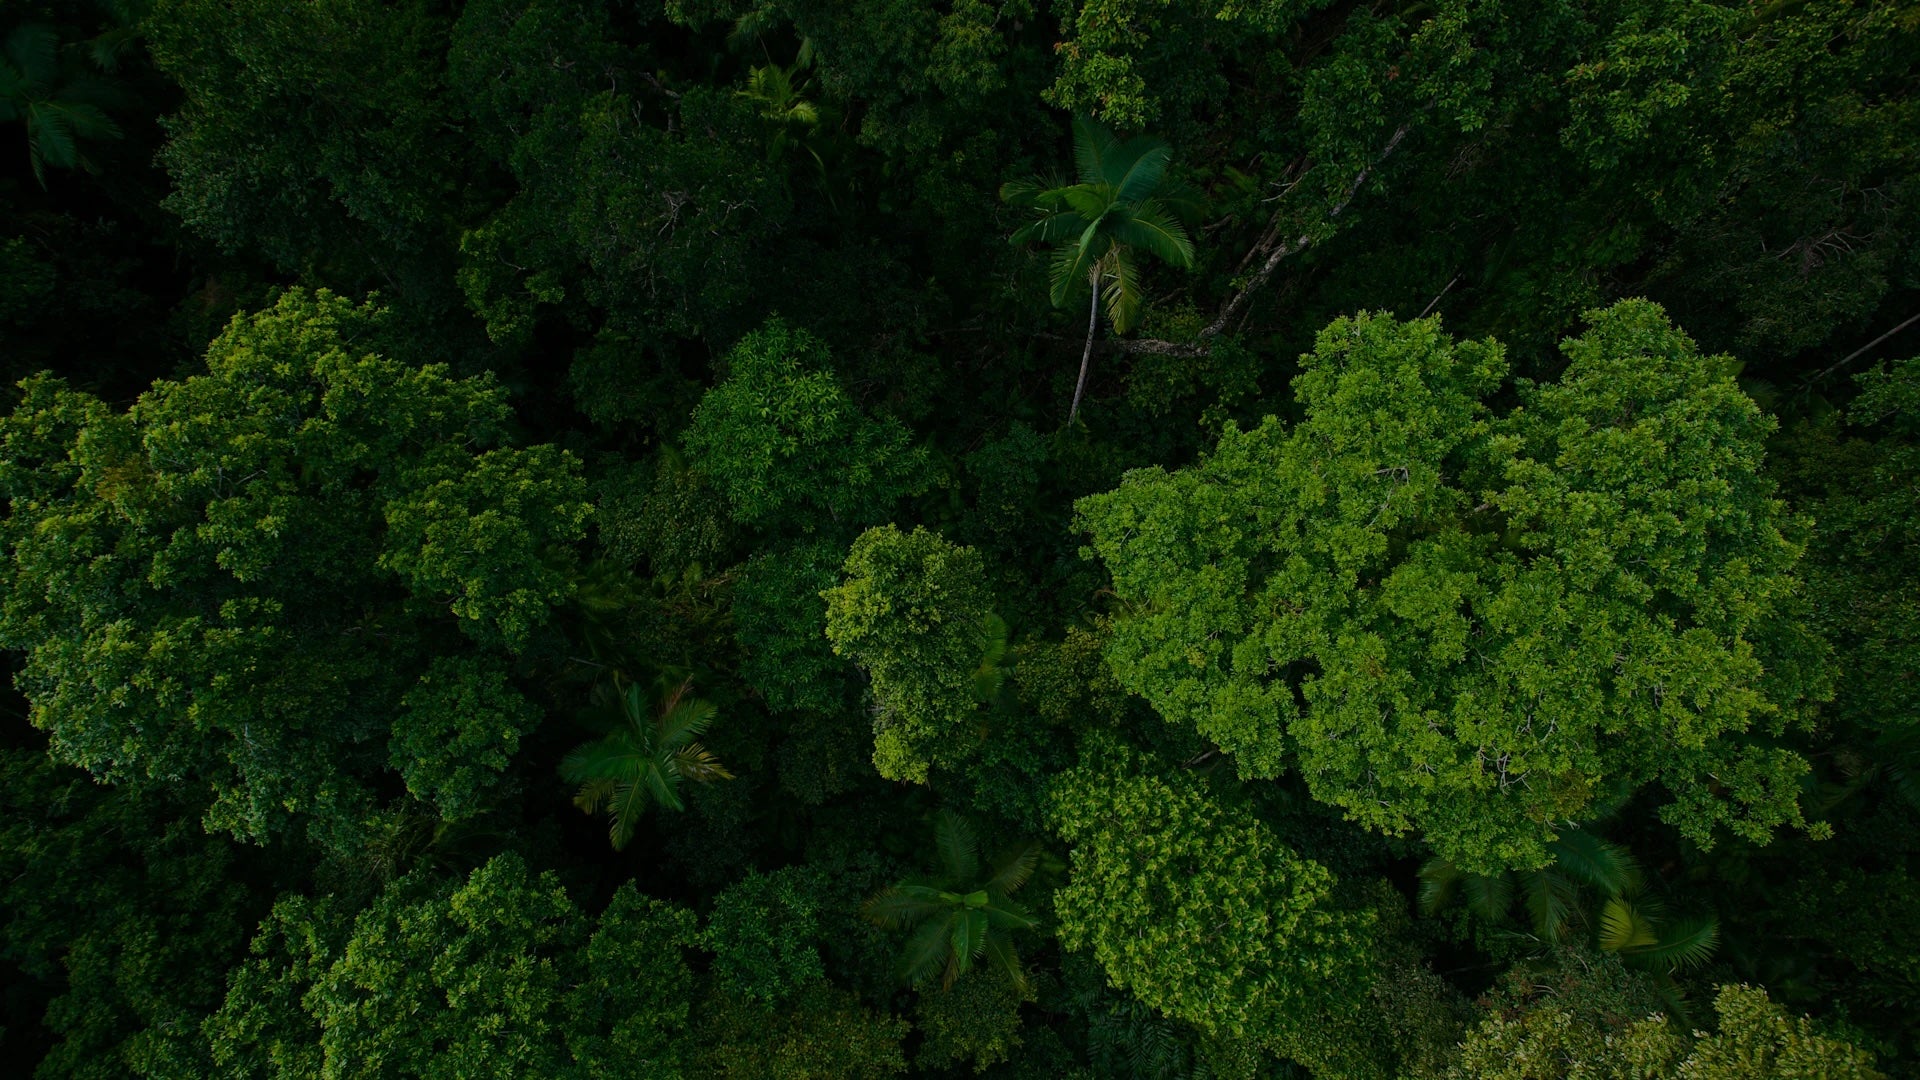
[863,811,1042,993]
[560,674,733,850]
[1003,115,1199,424]
[1418,828,1720,976]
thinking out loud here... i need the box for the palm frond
[1521,868,1577,941]
[863,885,951,930]
[982,897,1041,933]
[934,811,981,885]
[1000,175,1050,208]
[1107,137,1172,204]
[670,743,734,783]
[897,917,955,987]
[1061,184,1113,222]
[4,25,58,86]
[1011,210,1090,246]
[1047,228,1103,309]
[1462,870,1515,924]
[982,932,1030,996]
[1071,114,1119,188]
[1548,829,1640,897]
[1625,915,1720,974]
[605,779,652,850]
[1417,858,1463,916]
[1154,176,1208,225]
[984,839,1040,896]
[571,777,615,815]
[1101,246,1143,334]
[1597,897,1659,952]
[558,732,652,784]
[1108,200,1195,268]
[642,760,684,813]
[950,908,989,968]
[657,694,719,750]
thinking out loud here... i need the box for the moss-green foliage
[824,525,998,782]
[0,289,590,848]
[1080,301,1828,873]
[913,968,1031,1074]
[1047,740,1379,1071]
[690,983,909,1080]
[734,540,848,714]
[702,866,828,1007]
[1447,959,1883,1079]
[204,853,696,1079]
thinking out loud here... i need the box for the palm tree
[1419,829,1719,976]
[560,673,733,850]
[0,24,122,187]
[863,811,1042,992]
[1003,115,1199,425]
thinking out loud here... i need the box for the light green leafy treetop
[1077,301,1829,873]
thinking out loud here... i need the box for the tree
[702,867,829,1007]
[146,0,475,297]
[205,853,698,1079]
[0,23,123,187]
[559,673,734,851]
[1003,114,1196,425]
[1445,960,1883,1080]
[690,982,908,1080]
[1046,739,1380,1073]
[862,811,1042,992]
[823,525,1000,783]
[682,319,928,533]
[733,541,851,715]
[0,749,249,1080]
[1420,829,1719,979]
[0,289,591,849]
[1078,301,1830,873]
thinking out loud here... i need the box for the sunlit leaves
[1081,302,1826,873]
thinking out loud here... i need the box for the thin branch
[1114,123,1413,359]
[1199,123,1411,342]
[1813,309,1920,382]
[1418,274,1460,319]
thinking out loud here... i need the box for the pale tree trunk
[1068,268,1101,426]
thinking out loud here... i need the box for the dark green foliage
[560,674,735,850]
[0,749,248,1079]
[3,1,1918,1074]
[862,811,1042,991]
[683,319,929,533]
[0,23,124,187]
[733,540,848,714]
[0,289,590,849]
[703,866,828,1006]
